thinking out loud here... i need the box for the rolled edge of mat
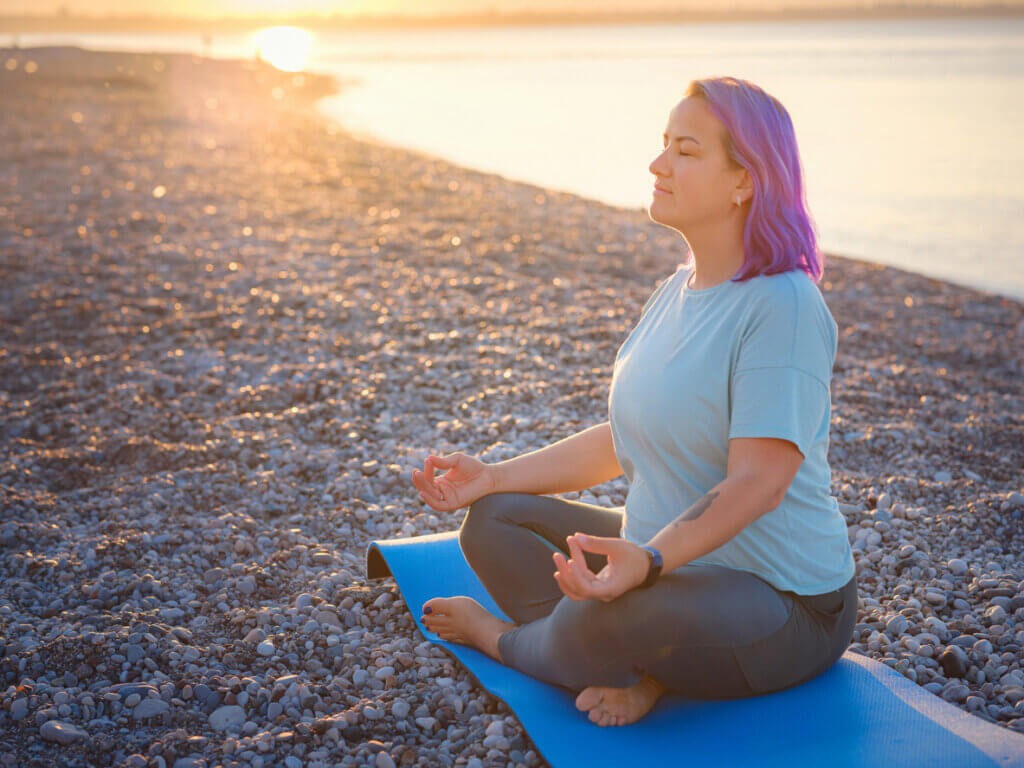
[365,543,393,581]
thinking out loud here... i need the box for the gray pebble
[257,639,275,656]
[132,698,169,720]
[947,558,968,576]
[208,705,245,732]
[39,720,88,744]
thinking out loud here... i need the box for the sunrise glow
[252,26,314,72]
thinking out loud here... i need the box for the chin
[647,206,674,227]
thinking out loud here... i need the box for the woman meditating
[409,75,858,728]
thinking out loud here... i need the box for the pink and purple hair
[683,76,823,284]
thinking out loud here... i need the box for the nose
[649,147,670,178]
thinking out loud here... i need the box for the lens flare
[252,26,313,73]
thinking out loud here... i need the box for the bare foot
[574,673,668,727]
[421,596,516,663]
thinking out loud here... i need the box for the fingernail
[425,606,432,614]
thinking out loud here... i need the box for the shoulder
[744,269,821,305]
[735,270,838,362]
[742,271,834,326]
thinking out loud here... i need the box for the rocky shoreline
[1,46,1022,768]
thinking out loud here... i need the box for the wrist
[488,463,508,494]
[635,544,663,589]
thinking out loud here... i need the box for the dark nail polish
[425,606,432,614]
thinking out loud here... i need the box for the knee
[546,598,624,661]
[458,492,520,557]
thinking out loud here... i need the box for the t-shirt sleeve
[727,277,836,458]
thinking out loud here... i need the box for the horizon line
[1,2,1022,32]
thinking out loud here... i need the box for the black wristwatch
[637,545,663,588]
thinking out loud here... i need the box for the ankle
[639,673,668,695]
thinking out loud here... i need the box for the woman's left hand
[552,534,651,602]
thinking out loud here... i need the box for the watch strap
[638,545,663,588]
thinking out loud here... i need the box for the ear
[733,166,754,203]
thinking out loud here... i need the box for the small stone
[985,605,1007,624]
[315,610,342,628]
[485,720,504,737]
[257,639,275,656]
[1004,687,1024,704]
[885,615,909,636]
[10,698,28,721]
[414,716,437,732]
[310,551,334,565]
[941,682,970,703]
[39,720,88,744]
[132,698,169,720]
[244,628,265,644]
[934,471,953,483]
[1001,670,1024,688]
[209,705,246,732]
[375,753,397,768]
[939,645,968,678]
[391,699,410,719]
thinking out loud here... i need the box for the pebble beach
[1,45,1023,768]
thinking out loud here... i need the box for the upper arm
[726,436,803,510]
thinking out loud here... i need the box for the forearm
[492,421,624,496]
[645,474,781,574]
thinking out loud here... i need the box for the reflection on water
[252,26,313,73]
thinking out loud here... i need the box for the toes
[422,598,442,615]
[575,687,603,712]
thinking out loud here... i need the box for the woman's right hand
[410,452,498,512]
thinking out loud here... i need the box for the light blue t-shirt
[608,264,855,595]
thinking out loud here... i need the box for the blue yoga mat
[366,530,1024,768]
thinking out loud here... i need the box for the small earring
[736,195,741,206]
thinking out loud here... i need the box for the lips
[653,184,672,195]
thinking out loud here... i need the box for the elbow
[736,472,789,515]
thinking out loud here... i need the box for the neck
[683,221,746,290]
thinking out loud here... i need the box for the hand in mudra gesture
[553,533,652,603]
[410,452,497,512]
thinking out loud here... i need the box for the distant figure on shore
[410,76,857,727]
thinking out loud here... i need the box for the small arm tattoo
[669,491,719,529]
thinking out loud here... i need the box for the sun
[251,26,314,72]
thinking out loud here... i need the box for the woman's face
[648,96,743,233]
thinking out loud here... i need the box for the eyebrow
[662,133,701,145]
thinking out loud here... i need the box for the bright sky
[0,0,1006,17]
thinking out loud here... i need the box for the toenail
[425,606,432,613]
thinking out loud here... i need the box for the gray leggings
[459,492,859,698]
